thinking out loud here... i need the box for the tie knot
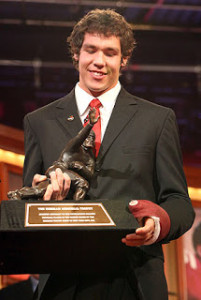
[89,99,102,109]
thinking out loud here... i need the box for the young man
[23,9,195,300]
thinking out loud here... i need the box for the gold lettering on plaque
[25,203,115,227]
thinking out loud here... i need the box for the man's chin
[88,86,108,97]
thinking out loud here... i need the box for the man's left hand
[121,217,155,247]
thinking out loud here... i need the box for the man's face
[74,33,128,97]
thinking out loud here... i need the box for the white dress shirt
[75,81,121,141]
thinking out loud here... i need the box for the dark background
[0,0,201,166]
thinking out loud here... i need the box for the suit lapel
[37,274,50,299]
[55,89,83,138]
[53,88,138,162]
[97,88,138,161]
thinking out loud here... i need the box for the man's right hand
[32,168,71,200]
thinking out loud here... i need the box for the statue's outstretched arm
[64,108,98,152]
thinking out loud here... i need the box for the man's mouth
[89,70,107,77]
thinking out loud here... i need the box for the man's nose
[94,51,105,66]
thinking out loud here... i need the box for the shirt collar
[75,82,121,116]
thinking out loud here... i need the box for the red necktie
[84,99,102,157]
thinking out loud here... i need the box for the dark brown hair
[67,9,136,67]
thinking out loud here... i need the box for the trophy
[7,108,98,201]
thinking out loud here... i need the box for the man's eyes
[86,48,96,54]
[85,49,117,56]
[105,51,116,57]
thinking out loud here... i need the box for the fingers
[43,168,71,201]
[135,217,155,236]
[121,217,155,247]
[43,184,54,201]
[61,172,71,199]
[32,174,47,187]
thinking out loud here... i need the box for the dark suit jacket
[0,278,34,300]
[23,88,195,299]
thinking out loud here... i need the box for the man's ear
[121,57,128,68]
[73,53,79,62]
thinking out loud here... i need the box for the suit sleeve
[155,109,195,242]
[23,114,44,187]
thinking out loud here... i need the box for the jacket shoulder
[121,88,174,115]
[24,89,75,121]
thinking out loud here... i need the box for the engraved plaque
[25,203,116,227]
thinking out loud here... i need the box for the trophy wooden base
[0,199,139,274]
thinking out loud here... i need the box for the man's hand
[121,217,155,247]
[32,168,71,200]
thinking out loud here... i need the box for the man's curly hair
[67,9,136,68]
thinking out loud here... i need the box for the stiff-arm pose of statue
[7,109,98,201]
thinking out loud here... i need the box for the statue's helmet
[83,130,95,148]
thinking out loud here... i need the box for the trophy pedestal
[0,199,139,274]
